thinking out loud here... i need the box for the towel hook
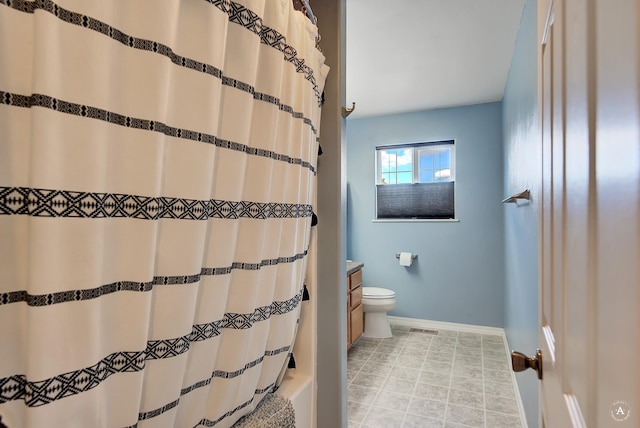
[342,102,356,118]
[502,189,531,204]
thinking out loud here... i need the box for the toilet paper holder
[395,253,417,260]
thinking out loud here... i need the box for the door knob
[511,349,543,380]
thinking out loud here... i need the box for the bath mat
[232,393,296,428]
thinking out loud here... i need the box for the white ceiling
[345,0,525,119]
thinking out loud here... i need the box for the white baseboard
[386,316,529,428]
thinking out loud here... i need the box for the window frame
[375,140,455,185]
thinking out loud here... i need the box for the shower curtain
[0,0,328,427]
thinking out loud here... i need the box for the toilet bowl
[361,287,397,338]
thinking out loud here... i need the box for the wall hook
[502,189,531,204]
[342,102,356,118]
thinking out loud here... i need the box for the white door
[533,0,640,426]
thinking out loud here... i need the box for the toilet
[361,287,397,338]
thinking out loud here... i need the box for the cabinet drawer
[350,285,362,309]
[350,269,363,290]
[350,303,364,344]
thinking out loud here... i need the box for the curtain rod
[300,0,316,25]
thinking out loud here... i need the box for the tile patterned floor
[347,323,525,428]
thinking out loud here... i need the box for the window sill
[372,218,460,223]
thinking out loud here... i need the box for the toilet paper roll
[399,252,413,267]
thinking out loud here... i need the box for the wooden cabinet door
[349,303,364,346]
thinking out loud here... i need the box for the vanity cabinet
[347,267,364,349]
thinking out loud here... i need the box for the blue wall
[346,102,505,327]
[502,0,540,426]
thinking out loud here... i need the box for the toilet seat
[362,287,396,299]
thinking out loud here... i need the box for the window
[375,140,455,219]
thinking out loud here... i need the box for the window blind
[376,182,455,219]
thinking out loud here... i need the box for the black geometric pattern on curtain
[127,345,292,422]
[0,92,318,174]
[192,381,278,428]
[0,186,313,220]
[0,291,302,407]
[0,0,324,108]
[1,249,309,307]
